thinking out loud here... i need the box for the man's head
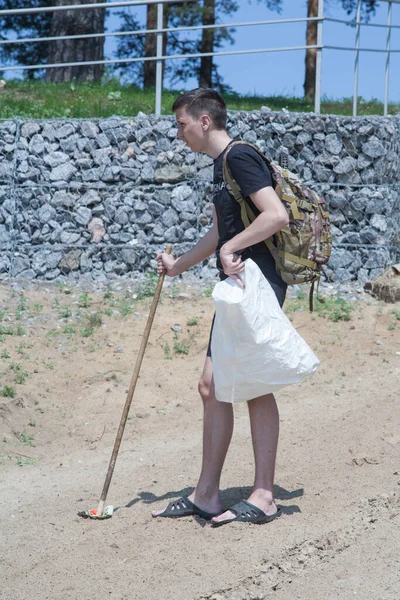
[172,88,227,153]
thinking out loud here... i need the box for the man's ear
[200,114,212,130]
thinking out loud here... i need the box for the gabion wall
[0,110,399,283]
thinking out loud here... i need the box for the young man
[152,88,289,526]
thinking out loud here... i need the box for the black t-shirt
[213,141,273,257]
[212,141,287,305]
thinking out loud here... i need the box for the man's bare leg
[211,393,279,524]
[152,357,234,516]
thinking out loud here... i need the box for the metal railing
[0,0,399,116]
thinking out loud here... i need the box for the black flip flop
[211,500,282,527]
[153,496,219,520]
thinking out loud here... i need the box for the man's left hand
[219,245,245,289]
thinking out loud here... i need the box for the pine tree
[304,0,380,99]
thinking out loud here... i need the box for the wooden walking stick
[79,244,172,519]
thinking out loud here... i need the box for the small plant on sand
[59,306,72,319]
[187,317,199,326]
[32,303,43,314]
[136,273,158,300]
[17,457,38,467]
[1,349,10,359]
[81,326,94,338]
[19,431,34,445]
[78,292,92,308]
[163,342,172,360]
[173,333,189,355]
[63,324,76,334]
[200,288,213,298]
[10,363,29,384]
[42,360,55,370]
[15,294,27,320]
[314,296,355,322]
[103,289,114,302]
[86,313,102,328]
[0,386,16,398]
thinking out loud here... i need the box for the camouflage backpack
[223,141,332,310]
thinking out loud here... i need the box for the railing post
[314,0,324,114]
[352,0,362,117]
[155,2,163,116]
[384,0,392,117]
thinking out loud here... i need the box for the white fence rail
[0,0,398,116]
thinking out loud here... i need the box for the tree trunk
[46,0,105,83]
[304,0,318,100]
[199,0,215,88]
[143,4,169,88]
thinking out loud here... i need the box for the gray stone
[364,249,390,269]
[53,123,75,139]
[52,190,76,208]
[135,211,152,226]
[29,135,45,155]
[370,214,387,232]
[362,140,387,158]
[333,157,357,175]
[75,207,92,226]
[357,153,372,169]
[162,208,179,228]
[60,231,81,245]
[115,208,130,226]
[328,249,354,270]
[325,133,343,155]
[12,256,31,275]
[121,248,137,265]
[0,224,10,243]
[33,250,62,274]
[58,250,82,272]
[155,164,192,183]
[80,190,102,206]
[37,204,56,223]
[80,122,99,138]
[21,122,41,138]
[49,163,77,182]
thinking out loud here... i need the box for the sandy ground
[0,278,399,600]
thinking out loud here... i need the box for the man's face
[175,107,208,153]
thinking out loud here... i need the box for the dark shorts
[206,253,287,358]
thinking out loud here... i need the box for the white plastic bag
[211,259,320,403]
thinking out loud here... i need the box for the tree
[0,0,52,79]
[0,0,105,82]
[115,1,282,90]
[46,0,106,82]
[115,1,236,90]
[304,0,379,99]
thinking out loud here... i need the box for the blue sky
[3,1,400,102]
[105,0,400,102]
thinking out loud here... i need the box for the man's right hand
[156,252,179,277]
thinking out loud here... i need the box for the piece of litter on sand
[78,505,114,519]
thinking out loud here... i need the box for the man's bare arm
[222,186,288,255]
[219,186,288,283]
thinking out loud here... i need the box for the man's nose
[177,129,183,139]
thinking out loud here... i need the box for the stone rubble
[0,111,398,283]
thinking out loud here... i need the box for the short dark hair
[172,88,227,130]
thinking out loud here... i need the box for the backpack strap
[222,141,277,254]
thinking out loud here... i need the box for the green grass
[136,273,158,300]
[187,317,199,327]
[0,80,397,118]
[0,385,16,398]
[285,291,355,322]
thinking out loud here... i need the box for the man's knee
[198,375,213,401]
